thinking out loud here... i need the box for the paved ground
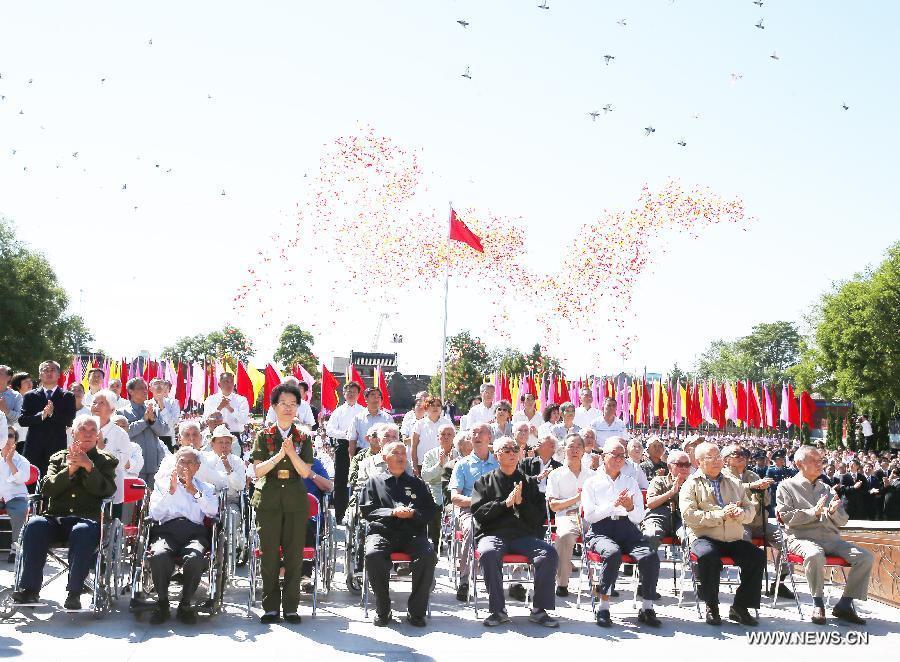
[1,535,898,661]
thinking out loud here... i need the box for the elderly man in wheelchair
[205,425,248,570]
[145,447,219,625]
[11,414,118,611]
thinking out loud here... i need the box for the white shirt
[0,450,30,501]
[101,420,134,504]
[623,458,649,490]
[202,450,246,499]
[401,410,424,439]
[546,464,594,514]
[125,441,145,478]
[202,392,250,434]
[574,406,602,429]
[324,402,365,439]
[156,397,181,437]
[861,419,873,436]
[149,477,218,525]
[464,402,496,429]
[265,400,315,427]
[412,416,453,465]
[512,410,543,442]
[590,416,629,445]
[582,469,644,525]
[155,449,228,491]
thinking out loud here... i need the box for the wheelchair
[222,489,250,580]
[110,477,148,599]
[0,484,118,619]
[245,493,335,617]
[128,489,229,619]
[343,487,365,593]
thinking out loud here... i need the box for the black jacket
[360,471,435,537]
[471,467,545,540]
[518,456,561,479]
[20,387,76,474]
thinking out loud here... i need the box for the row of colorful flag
[486,373,817,429]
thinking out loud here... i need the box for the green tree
[695,321,801,384]
[815,242,900,412]
[0,218,95,371]
[273,324,319,378]
[430,330,492,407]
[161,325,254,363]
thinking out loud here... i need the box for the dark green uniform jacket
[250,424,314,512]
[41,446,118,519]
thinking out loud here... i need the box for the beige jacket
[679,471,756,542]
[722,467,769,533]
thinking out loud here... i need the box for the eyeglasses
[496,447,518,454]
[673,461,692,468]
[606,453,626,460]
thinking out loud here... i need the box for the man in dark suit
[19,361,76,476]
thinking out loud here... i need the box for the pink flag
[165,361,178,389]
[674,382,682,426]
[599,378,607,403]
[102,359,110,388]
[779,382,790,425]
[297,364,315,400]
[764,384,776,427]
[725,381,737,423]
[73,358,83,384]
[539,376,548,410]
[190,362,206,403]
[184,364,192,407]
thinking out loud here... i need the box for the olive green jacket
[41,447,118,519]
[250,424,314,513]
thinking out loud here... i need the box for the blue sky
[1,1,898,375]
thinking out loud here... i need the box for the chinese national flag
[376,368,392,411]
[263,364,283,412]
[449,209,484,253]
[800,391,816,426]
[787,383,801,427]
[174,362,187,410]
[320,365,339,413]
[349,364,367,404]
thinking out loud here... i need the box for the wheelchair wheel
[210,528,228,615]
[345,538,361,593]
[0,588,18,619]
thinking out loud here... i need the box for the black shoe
[595,609,612,627]
[610,589,620,598]
[529,609,559,628]
[456,583,469,602]
[832,605,866,625]
[283,612,302,624]
[63,592,81,610]
[638,608,662,627]
[777,583,795,599]
[636,585,661,600]
[171,571,183,584]
[11,590,40,605]
[483,611,510,627]
[406,612,427,627]
[149,604,171,625]
[300,576,314,594]
[705,605,722,626]
[6,551,14,564]
[260,611,281,624]
[509,583,527,601]
[728,606,759,626]
[373,611,394,627]
[176,605,197,625]
[556,585,569,598]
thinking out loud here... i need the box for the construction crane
[372,312,389,351]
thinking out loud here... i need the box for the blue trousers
[477,535,558,614]
[586,518,660,597]
[20,516,99,594]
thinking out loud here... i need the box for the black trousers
[149,518,210,607]
[364,532,436,619]
[586,518,660,597]
[691,536,764,609]
[332,439,350,523]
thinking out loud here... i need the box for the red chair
[679,534,761,620]
[771,512,851,618]
[470,549,534,618]
[360,518,433,619]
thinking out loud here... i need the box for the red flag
[688,382,703,428]
[748,382,762,429]
[263,364,282,412]
[292,365,304,382]
[787,383,801,427]
[174,362,187,410]
[448,209,484,253]
[735,380,747,423]
[500,374,512,403]
[236,362,254,405]
[642,378,651,425]
[558,376,571,404]
[206,363,216,399]
[350,364,367,405]
[320,365,339,412]
[800,391,817,426]
[716,382,727,429]
[377,368,393,411]
[120,361,130,397]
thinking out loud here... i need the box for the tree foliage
[273,324,319,378]
[430,330,492,407]
[490,343,563,376]
[695,321,801,384]
[0,218,95,372]
[161,325,254,363]
[815,242,900,411]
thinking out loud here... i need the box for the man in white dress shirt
[205,425,247,506]
[582,436,661,628]
[325,382,365,523]
[400,391,428,440]
[147,447,219,625]
[83,368,105,408]
[590,397,629,446]
[464,384,496,430]
[574,388,602,429]
[90,389,135,517]
[149,378,181,452]
[512,392,543,442]
[546,433,593,596]
[202,373,250,440]
[155,422,226,491]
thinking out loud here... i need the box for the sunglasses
[673,461,691,468]
[496,447,518,454]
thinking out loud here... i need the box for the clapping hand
[43,400,54,418]
[814,493,829,518]
[751,477,774,490]
[614,489,634,511]
[281,439,297,459]
[723,502,743,519]
[393,506,415,519]
[144,402,156,422]
[827,492,841,516]
[169,470,179,495]
[505,482,523,508]
[1,444,14,463]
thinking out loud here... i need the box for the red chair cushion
[751,537,766,547]
[390,552,413,562]
[253,545,317,560]
[659,536,679,545]
[473,551,531,564]
[585,551,636,564]
[786,553,850,566]
[689,552,735,565]
[123,525,138,538]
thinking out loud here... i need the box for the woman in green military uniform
[251,382,314,624]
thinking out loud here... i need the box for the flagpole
[440,203,452,404]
